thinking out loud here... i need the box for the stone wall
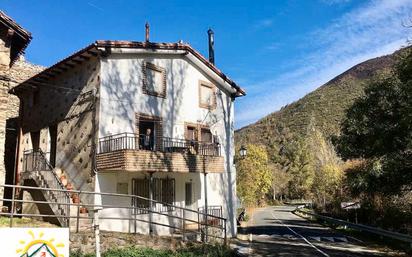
[0,54,43,206]
[70,230,185,254]
[0,27,11,69]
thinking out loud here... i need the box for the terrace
[96,133,224,173]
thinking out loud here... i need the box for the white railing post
[9,186,15,228]
[94,208,101,257]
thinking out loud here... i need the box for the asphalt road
[235,206,406,257]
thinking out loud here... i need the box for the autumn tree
[236,144,272,206]
[307,123,343,208]
[334,49,412,194]
[270,163,291,201]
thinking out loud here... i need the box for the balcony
[96,133,224,173]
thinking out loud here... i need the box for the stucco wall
[17,58,99,204]
[98,53,237,236]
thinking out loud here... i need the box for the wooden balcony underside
[96,149,225,173]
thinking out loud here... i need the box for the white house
[11,27,245,238]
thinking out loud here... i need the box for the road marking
[310,236,321,242]
[271,211,330,257]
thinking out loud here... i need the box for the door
[184,181,197,222]
[185,182,193,208]
[49,125,58,167]
[185,125,198,154]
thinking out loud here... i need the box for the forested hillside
[235,46,412,233]
[236,46,411,146]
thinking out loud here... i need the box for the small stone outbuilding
[0,10,43,208]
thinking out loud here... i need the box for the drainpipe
[13,97,24,186]
[204,171,208,242]
[149,172,154,235]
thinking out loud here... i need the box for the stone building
[0,10,43,208]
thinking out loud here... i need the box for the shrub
[70,244,235,257]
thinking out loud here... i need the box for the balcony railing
[198,205,224,228]
[98,133,221,156]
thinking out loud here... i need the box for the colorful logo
[16,230,65,257]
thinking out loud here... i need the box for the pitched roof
[10,40,246,97]
[0,11,32,66]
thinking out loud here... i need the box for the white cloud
[236,0,412,128]
[254,18,274,29]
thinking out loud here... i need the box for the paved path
[234,206,405,257]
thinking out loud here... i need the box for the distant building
[0,10,43,209]
[10,27,245,236]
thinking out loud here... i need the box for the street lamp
[239,146,247,158]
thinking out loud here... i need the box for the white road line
[271,210,330,257]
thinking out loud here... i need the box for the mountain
[236,46,411,147]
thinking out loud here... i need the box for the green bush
[70,244,235,257]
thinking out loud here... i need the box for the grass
[0,216,57,227]
[70,244,236,257]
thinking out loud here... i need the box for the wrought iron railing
[22,149,70,226]
[198,205,224,228]
[98,133,221,156]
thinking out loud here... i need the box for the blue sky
[2,0,412,128]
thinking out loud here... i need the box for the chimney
[207,28,215,64]
[145,22,150,42]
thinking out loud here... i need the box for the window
[185,182,193,206]
[136,113,163,151]
[186,126,197,141]
[132,177,175,214]
[142,62,166,98]
[117,183,129,194]
[199,81,216,109]
[132,178,150,212]
[201,128,213,143]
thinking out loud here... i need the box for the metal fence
[98,132,221,156]
[198,205,224,228]
[0,184,227,245]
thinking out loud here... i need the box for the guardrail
[294,206,412,246]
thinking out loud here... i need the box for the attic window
[199,80,216,109]
[142,62,166,98]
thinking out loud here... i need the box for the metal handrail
[0,184,228,243]
[3,183,226,221]
[22,149,71,226]
[295,207,412,244]
[98,132,221,156]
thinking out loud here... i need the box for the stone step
[69,206,92,231]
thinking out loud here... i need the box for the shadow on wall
[100,55,203,234]
[18,58,100,203]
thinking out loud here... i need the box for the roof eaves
[0,11,32,41]
[9,43,98,94]
[95,40,246,97]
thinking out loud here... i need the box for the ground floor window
[132,177,175,213]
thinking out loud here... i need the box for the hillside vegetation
[235,46,412,235]
[236,46,411,146]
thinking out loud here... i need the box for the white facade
[96,51,238,236]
